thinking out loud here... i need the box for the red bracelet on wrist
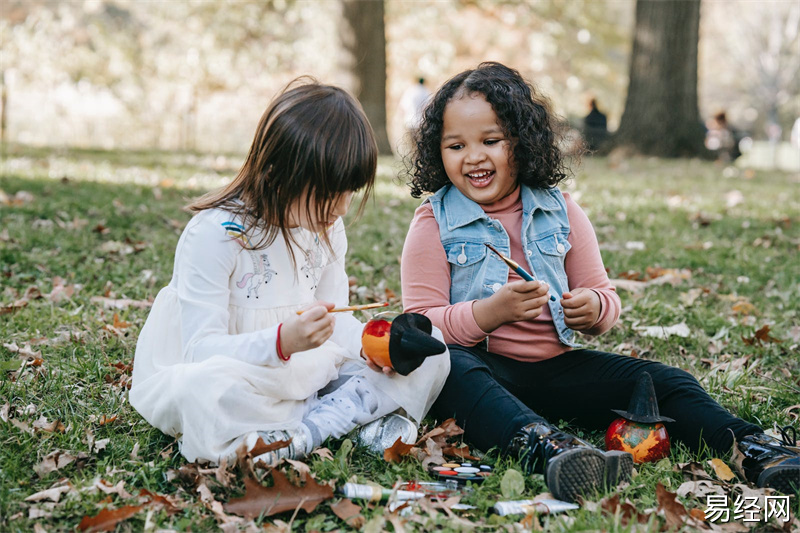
[276,323,290,361]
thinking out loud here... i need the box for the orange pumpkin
[361,311,399,368]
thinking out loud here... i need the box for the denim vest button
[526,249,532,256]
[492,283,502,293]
[557,243,565,253]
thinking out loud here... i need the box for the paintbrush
[484,243,557,301]
[296,302,389,315]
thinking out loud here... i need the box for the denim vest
[426,184,578,348]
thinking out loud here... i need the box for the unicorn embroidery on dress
[301,243,324,290]
[236,252,278,299]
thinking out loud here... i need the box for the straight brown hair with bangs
[188,78,378,266]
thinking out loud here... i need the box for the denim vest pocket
[532,232,571,286]
[444,241,487,303]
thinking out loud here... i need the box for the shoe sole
[604,450,634,488]
[758,464,800,494]
[546,449,634,503]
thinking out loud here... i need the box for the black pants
[432,345,762,455]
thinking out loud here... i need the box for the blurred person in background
[582,98,609,152]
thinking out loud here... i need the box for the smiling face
[440,94,517,205]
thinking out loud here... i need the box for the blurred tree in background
[611,0,706,157]
[341,0,392,155]
[0,0,796,154]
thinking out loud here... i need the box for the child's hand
[279,301,336,357]
[473,280,551,332]
[560,288,601,331]
[361,349,396,376]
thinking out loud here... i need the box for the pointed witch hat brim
[389,313,446,376]
[611,371,675,424]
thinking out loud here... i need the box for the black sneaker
[738,426,800,494]
[508,423,633,502]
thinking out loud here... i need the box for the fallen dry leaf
[77,505,143,532]
[224,470,333,519]
[384,437,415,463]
[138,489,181,515]
[0,299,28,315]
[250,436,292,457]
[24,484,72,503]
[35,450,88,477]
[676,480,726,499]
[655,483,696,529]
[311,447,334,461]
[742,325,782,346]
[708,458,735,482]
[330,498,365,528]
[112,314,131,330]
[442,444,480,462]
[731,300,757,316]
[32,416,66,433]
[599,494,648,525]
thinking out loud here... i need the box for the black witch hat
[388,313,446,376]
[611,372,675,424]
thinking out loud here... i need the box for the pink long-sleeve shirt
[401,187,620,362]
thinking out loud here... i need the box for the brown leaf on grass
[24,286,43,300]
[93,479,133,499]
[46,277,75,303]
[675,461,715,481]
[384,437,415,463]
[98,415,117,426]
[599,494,649,525]
[77,505,143,532]
[419,438,444,469]
[731,300,757,316]
[138,489,181,515]
[742,325,782,346]
[330,498,365,528]
[0,403,9,422]
[24,483,72,503]
[676,480,726,499]
[112,314,130,329]
[656,483,702,529]
[250,436,292,457]
[34,450,89,477]
[224,470,333,519]
[0,299,27,315]
[729,435,747,479]
[708,458,735,481]
[436,418,465,439]
[32,416,65,433]
[442,444,480,461]
[311,447,334,461]
[689,508,706,521]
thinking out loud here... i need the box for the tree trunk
[611,0,707,157]
[341,0,392,155]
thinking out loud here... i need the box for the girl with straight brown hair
[130,79,449,464]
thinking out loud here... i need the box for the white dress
[130,208,449,463]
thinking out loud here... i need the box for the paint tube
[493,498,579,516]
[340,483,425,502]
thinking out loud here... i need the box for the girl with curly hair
[401,62,797,502]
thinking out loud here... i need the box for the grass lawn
[1,144,799,531]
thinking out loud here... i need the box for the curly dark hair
[405,62,573,198]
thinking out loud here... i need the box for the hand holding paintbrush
[484,243,557,301]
